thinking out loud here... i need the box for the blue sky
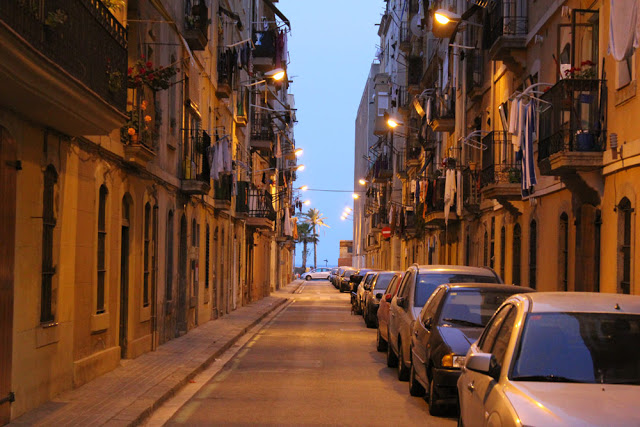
[280,0,385,268]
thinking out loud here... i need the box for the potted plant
[127,57,179,92]
[507,167,521,183]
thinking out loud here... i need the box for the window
[483,231,488,266]
[97,185,108,314]
[513,224,522,285]
[205,223,210,289]
[143,203,151,307]
[490,218,495,269]
[559,213,569,291]
[490,307,518,366]
[166,210,174,300]
[529,220,537,289]
[618,198,632,294]
[479,305,513,353]
[420,287,445,325]
[500,226,506,280]
[41,165,57,323]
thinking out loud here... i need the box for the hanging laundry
[284,207,292,236]
[456,170,463,217]
[508,99,519,135]
[521,103,537,197]
[609,0,640,62]
[443,169,456,225]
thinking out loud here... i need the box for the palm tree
[303,208,329,270]
[296,222,314,271]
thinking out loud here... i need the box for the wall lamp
[253,164,305,173]
[242,68,286,87]
[358,179,368,186]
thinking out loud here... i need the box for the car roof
[445,283,535,293]
[520,292,640,314]
[411,264,498,276]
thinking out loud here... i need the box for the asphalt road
[165,280,457,426]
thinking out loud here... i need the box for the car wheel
[428,371,443,416]
[409,358,425,396]
[305,275,312,281]
[376,328,387,352]
[386,333,398,368]
[364,305,375,328]
[397,341,409,381]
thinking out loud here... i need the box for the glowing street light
[352,193,360,200]
[359,179,368,186]
[298,185,308,191]
[294,148,303,157]
[303,200,311,206]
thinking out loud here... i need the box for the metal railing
[463,168,481,207]
[0,0,127,112]
[182,129,210,182]
[236,181,250,212]
[399,21,410,45]
[395,85,410,110]
[480,131,521,186]
[248,189,276,221]
[217,47,236,88]
[466,50,484,92]
[539,78,606,160]
[250,111,274,141]
[214,173,232,201]
[371,152,393,181]
[484,0,528,48]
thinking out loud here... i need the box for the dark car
[362,271,398,328]
[409,283,535,415]
[376,272,403,352]
[349,268,377,293]
[328,267,339,285]
[338,268,357,293]
[332,267,346,288]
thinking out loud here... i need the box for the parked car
[458,292,640,426]
[303,267,332,281]
[387,265,502,383]
[376,272,404,352]
[328,267,339,285]
[338,268,357,293]
[354,271,379,315]
[350,268,377,294]
[410,283,534,415]
[362,271,398,328]
[332,267,346,288]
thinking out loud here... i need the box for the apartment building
[356,0,637,295]
[0,0,296,422]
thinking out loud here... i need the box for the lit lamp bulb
[434,11,451,24]
[352,193,360,200]
[387,117,400,128]
[359,179,367,186]
[272,70,285,81]
[345,207,353,212]
[295,148,303,157]
[303,200,311,206]
[296,164,305,172]
[299,185,308,191]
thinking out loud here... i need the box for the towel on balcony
[521,102,537,197]
[284,207,292,236]
[444,168,456,225]
[456,170,463,217]
[609,0,640,61]
[508,99,519,135]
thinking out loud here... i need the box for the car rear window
[438,290,517,328]
[414,273,499,307]
[374,273,395,291]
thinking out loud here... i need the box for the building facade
[355,0,638,296]
[0,0,296,423]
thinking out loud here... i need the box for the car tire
[305,275,312,281]
[386,333,398,368]
[409,358,425,396]
[376,328,387,352]
[428,371,443,416]
[364,305,375,328]
[397,341,409,381]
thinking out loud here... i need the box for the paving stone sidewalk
[11,280,304,427]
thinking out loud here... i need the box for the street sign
[381,226,391,239]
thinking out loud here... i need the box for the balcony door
[0,128,17,424]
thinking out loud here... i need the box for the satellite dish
[410,15,425,37]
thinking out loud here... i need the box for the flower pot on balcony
[576,131,595,151]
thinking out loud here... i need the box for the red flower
[148,74,155,80]
[146,61,153,68]
[127,67,133,75]
[581,60,595,67]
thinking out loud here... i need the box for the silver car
[458,292,640,427]
[387,264,502,381]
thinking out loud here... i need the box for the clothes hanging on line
[443,169,456,225]
[521,102,537,197]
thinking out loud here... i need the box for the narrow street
[163,280,456,426]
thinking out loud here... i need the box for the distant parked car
[338,268,357,293]
[328,267,339,285]
[332,267,346,288]
[303,267,332,281]
[354,271,379,315]
[362,271,398,328]
[409,283,534,415]
[376,272,403,352]
[458,292,640,427]
[350,268,377,293]
[387,265,502,384]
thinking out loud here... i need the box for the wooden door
[0,128,17,424]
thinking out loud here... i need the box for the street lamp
[434,9,461,25]
[298,185,308,191]
[352,193,360,200]
[241,67,286,87]
[358,179,368,186]
[303,200,311,206]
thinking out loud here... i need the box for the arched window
[513,224,521,285]
[483,231,488,266]
[97,185,108,314]
[143,202,151,307]
[559,213,569,291]
[500,226,506,280]
[618,198,632,294]
[166,210,174,300]
[529,220,537,289]
[41,165,58,323]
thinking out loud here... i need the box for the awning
[262,0,291,29]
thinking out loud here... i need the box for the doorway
[0,128,17,424]
[176,214,187,336]
[119,196,132,359]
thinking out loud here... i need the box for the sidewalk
[11,280,305,427]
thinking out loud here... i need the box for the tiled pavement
[10,280,304,427]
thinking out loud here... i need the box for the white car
[458,292,640,427]
[303,267,332,281]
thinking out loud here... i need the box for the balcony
[462,167,481,215]
[407,56,423,94]
[430,97,455,133]
[216,47,235,98]
[406,140,422,168]
[371,153,393,183]
[466,50,484,101]
[235,87,248,126]
[252,30,277,72]
[0,0,127,135]
[423,177,458,228]
[538,79,605,176]
[183,1,209,51]
[181,130,211,195]
[394,85,410,115]
[399,21,411,53]
[235,181,250,217]
[485,0,527,71]
[213,174,232,210]
[480,131,521,199]
[246,189,276,229]
[250,111,274,153]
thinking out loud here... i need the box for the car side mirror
[375,292,383,300]
[384,294,392,302]
[396,296,406,308]
[423,318,432,330]
[466,352,500,381]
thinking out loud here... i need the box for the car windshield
[343,269,356,277]
[438,291,515,328]
[414,273,499,307]
[374,273,395,291]
[511,312,640,385]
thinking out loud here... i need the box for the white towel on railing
[444,169,456,225]
[609,0,640,61]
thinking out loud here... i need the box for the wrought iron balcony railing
[184,0,209,50]
[248,189,276,221]
[251,111,274,141]
[480,131,521,187]
[371,152,393,182]
[236,181,250,212]
[217,47,236,97]
[538,78,606,160]
[484,0,528,49]
[0,0,128,112]
[182,129,211,182]
[214,173,233,201]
